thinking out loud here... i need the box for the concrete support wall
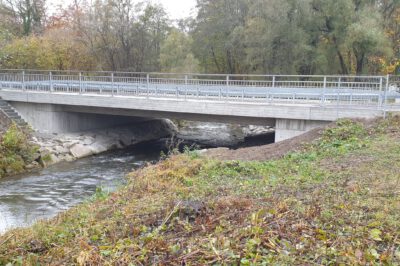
[10,102,147,134]
[275,119,329,142]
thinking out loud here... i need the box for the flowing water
[0,143,163,233]
[0,132,275,234]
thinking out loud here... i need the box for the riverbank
[0,119,175,178]
[0,124,38,178]
[33,119,176,166]
[1,116,399,264]
[0,117,274,179]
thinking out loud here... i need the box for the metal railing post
[146,73,150,98]
[185,75,188,85]
[79,72,82,94]
[322,76,327,105]
[225,76,229,101]
[49,72,53,92]
[272,76,276,88]
[338,77,341,89]
[383,74,389,111]
[22,71,25,91]
[111,73,114,96]
[377,76,383,109]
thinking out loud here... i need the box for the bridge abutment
[275,119,329,142]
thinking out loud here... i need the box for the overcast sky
[154,0,197,19]
[47,0,197,20]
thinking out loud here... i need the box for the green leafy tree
[160,29,199,73]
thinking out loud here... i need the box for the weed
[1,117,400,265]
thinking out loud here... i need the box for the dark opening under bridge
[0,70,399,142]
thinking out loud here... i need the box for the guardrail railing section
[386,75,400,109]
[0,70,398,109]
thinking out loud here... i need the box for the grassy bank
[0,124,38,178]
[1,117,400,265]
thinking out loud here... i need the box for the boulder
[89,142,108,155]
[54,145,69,154]
[82,137,95,145]
[50,154,62,164]
[70,144,93,159]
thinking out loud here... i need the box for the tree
[160,28,199,73]
[244,0,313,74]
[312,0,392,74]
[192,0,249,74]
[0,0,45,36]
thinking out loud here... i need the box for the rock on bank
[33,119,176,166]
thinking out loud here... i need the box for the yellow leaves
[1,28,96,70]
[369,228,383,242]
[76,239,102,266]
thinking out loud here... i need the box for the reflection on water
[0,144,162,233]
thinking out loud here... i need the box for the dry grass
[0,116,400,265]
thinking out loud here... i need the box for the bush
[0,123,38,177]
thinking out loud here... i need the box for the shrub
[0,123,38,177]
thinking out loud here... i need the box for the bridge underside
[9,102,328,142]
[0,90,384,142]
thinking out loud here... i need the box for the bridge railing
[0,70,397,109]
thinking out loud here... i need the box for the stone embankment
[175,121,274,147]
[1,114,275,171]
[30,120,273,167]
[31,119,176,167]
[0,110,12,133]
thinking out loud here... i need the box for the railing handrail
[0,69,388,79]
[0,69,398,112]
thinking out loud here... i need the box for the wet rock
[54,145,69,154]
[70,144,93,159]
[82,137,95,145]
[50,154,62,165]
[30,119,176,166]
[89,142,108,155]
[26,161,40,170]
[176,121,273,148]
[64,154,75,162]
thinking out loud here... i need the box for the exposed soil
[205,126,325,161]
[206,117,389,161]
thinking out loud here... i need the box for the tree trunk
[355,52,365,75]
[337,50,348,75]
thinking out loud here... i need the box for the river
[0,131,275,234]
[0,142,163,233]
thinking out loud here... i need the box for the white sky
[154,0,197,20]
[47,0,197,20]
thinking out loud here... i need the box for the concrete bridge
[0,70,399,142]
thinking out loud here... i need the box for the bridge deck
[0,71,399,111]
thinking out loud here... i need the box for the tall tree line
[0,0,399,74]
